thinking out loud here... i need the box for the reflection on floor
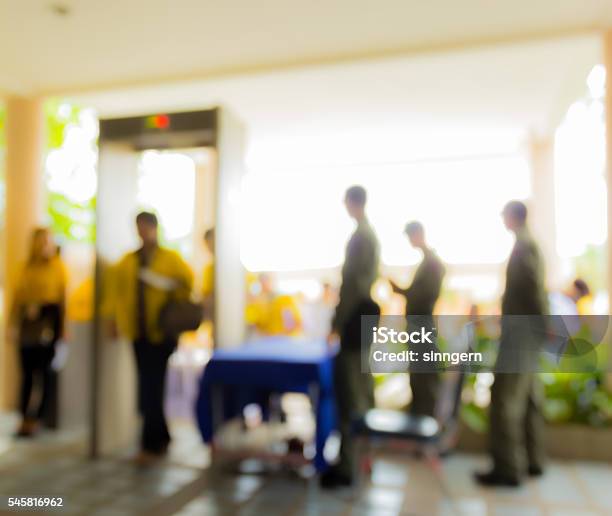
[2,417,612,515]
[0,417,209,516]
[176,455,612,516]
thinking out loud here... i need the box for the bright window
[554,65,607,259]
[137,151,196,257]
[240,155,530,271]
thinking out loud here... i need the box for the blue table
[195,337,337,472]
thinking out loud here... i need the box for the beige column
[1,96,45,410]
[528,135,561,288]
[214,109,246,348]
[191,153,217,293]
[605,31,612,383]
[605,33,612,311]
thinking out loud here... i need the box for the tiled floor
[174,455,612,516]
[1,417,612,516]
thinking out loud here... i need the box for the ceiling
[0,0,610,94]
[71,35,601,166]
[0,1,606,165]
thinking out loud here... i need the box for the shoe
[528,465,544,477]
[320,469,353,489]
[474,470,521,487]
[154,443,170,456]
[287,437,305,455]
[132,451,160,468]
[14,419,38,438]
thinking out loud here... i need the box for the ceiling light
[49,3,71,17]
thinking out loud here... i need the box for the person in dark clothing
[389,221,445,417]
[321,185,380,489]
[475,200,547,487]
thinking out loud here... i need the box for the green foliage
[461,402,488,433]
[47,191,96,244]
[45,99,81,150]
[0,98,96,244]
[44,99,97,244]
[461,331,612,433]
[461,372,612,434]
[542,372,612,427]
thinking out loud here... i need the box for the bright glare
[240,156,530,271]
[554,96,607,258]
[45,108,99,204]
[137,151,196,243]
[587,64,606,100]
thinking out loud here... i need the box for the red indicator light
[155,114,170,129]
[145,114,171,129]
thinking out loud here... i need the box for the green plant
[47,191,96,244]
[459,328,612,433]
[44,99,97,244]
[542,372,612,427]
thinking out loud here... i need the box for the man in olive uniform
[476,201,547,487]
[321,185,380,489]
[390,221,445,417]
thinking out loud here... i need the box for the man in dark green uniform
[476,200,547,487]
[389,221,445,417]
[321,185,380,489]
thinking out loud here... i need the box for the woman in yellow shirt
[10,228,67,437]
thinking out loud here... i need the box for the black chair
[353,369,466,478]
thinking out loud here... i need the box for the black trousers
[19,346,55,420]
[334,298,380,476]
[406,314,440,417]
[132,338,176,453]
[19,304,61,421]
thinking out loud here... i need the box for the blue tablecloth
[195,337,337,471]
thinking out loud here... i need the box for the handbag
[159,297,204,338]
[19,304,60,348]
[137,249,203,338]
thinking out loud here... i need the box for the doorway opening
[92,108,246,459]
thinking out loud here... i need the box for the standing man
[476,200,547,487]
[321,185,380,489]
[389,221,445,417]
[113,212,194,465]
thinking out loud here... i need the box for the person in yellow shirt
[549,278,592,316]
[9,228,67,437]
[67,277,94,323]
[201,228,215,321]
[245,273,302,337]
[112,212,193,464]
